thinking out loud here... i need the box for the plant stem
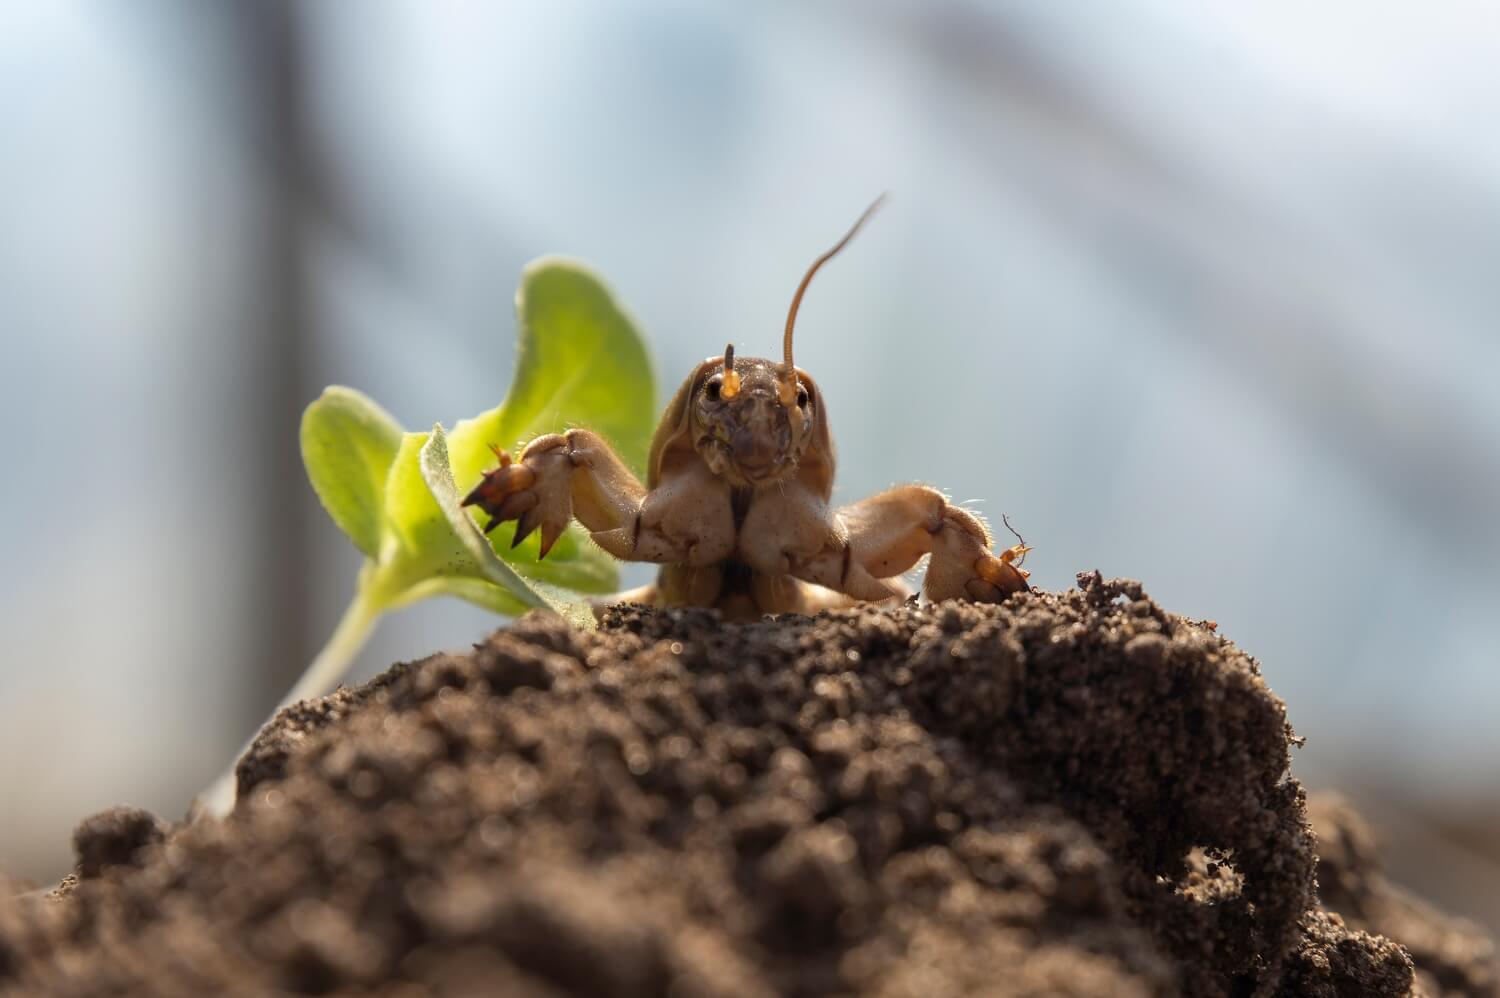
[199,588,381,818]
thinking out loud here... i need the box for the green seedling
[201,258,655,816]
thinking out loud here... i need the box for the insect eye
[796,386,810,407]
[705,378,722,401]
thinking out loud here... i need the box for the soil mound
[1,574,1493,996]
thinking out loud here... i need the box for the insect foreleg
[822,485,1029,603]
[463,429,734,567]
[462,429,645,559]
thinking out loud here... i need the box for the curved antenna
[781,194,888,398]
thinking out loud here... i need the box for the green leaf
[255,261,655,818]
[417,425,548,608]
[467,257,656,474]
[300,260,656,624]
[375,430,472,590]
[359,428,547,621]
[300,386,403,557]
[447,258,656,585]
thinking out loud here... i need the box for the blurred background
[2,0,1497,931]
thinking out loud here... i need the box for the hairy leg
[823,485,1029,603]
[462,430,735,566]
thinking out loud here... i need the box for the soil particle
[0,575,1492,996]
[71,806,168,880]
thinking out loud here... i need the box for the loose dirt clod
[0,575,1493,996]
[70,806,168,880]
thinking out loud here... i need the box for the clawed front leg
[461,429,644,559]
[925,503,1030,602]
[832,485,1029,603]
[461,429,734,567]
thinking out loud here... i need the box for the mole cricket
[462,197,1032,620]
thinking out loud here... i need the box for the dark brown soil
[1306,796,1497,998]
[1,573,1494,996]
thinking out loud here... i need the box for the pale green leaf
[300,386,403,557]
[419,425,595,626]
[375,431,471,589]
[447,259,655,587]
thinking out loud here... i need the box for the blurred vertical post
[234,0,312,725]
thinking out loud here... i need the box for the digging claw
[511,508,543,548]
[493,492,538,525]
[975,552,1029,595]
[464,460,542,536]
[483,495,536,533]
[466,464,531,500]
[465,435,574,558]
[538,521,565,560]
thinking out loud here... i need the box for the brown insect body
[463,199,1030,621]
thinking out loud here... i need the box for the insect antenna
[1001,513,1032,568]
[1002,513,1024,545]
[721,342,741,398]
[780,193,888,404]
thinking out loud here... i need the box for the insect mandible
[462,197,1031,620]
